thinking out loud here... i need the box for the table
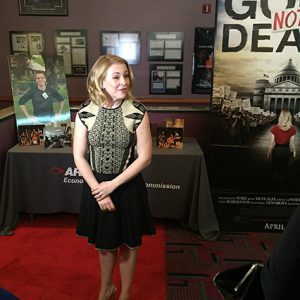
[0,138,219,240]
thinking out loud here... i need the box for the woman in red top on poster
[267,109,296,181]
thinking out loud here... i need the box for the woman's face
[35,73,46,88]
[102,63,129,101]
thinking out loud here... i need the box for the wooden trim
[0,96,12,101]
[66,97,211,105]
[0,106,15,121]
[137,98,210,105]
[0,95,210,104]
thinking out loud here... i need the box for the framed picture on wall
[18,0,68,16]
[149,64,183,95]
[10,31,45,55]
[54,30,88,76]
[148,32,184,62]
[100,31,141,65]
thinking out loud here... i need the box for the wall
[0,0,216,102]
[0,0,215,192]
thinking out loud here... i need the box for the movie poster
[192,27,215,94]
[209,1,300,232]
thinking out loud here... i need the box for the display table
[0,138,219,240]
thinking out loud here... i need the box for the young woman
[267,109,296,184]
[73,54,156,300]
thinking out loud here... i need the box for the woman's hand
[96,196,116,212]
[92,180,117,201]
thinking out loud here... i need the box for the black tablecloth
[0,138,219,240]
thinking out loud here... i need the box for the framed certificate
[54,30,88,76]
[18,0,68,16]
[148,32,184,62]
[149,64,183,95]
[10,31,45,55]
[100,31,141,65]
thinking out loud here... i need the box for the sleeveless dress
[270,125,296,174]
[76,99,156,250]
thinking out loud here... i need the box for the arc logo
[49,166,81,176]
[49,166,83,184]
[49,166,65,175]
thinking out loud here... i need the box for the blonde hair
[278,110,292,130]
[87,54,134,106]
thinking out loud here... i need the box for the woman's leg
[119,245,139,300]
[98,249,118,300]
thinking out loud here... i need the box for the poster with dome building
[209,0,300,232]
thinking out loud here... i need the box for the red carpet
[0,214,166,300]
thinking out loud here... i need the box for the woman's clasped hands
[91,181,116,212]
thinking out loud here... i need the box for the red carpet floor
[0,214,166,300]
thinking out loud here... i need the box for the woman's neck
[103,98,123,108]
[279,124,291,131]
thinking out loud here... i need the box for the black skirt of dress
[271,144,291,174]
[76,172,156,250]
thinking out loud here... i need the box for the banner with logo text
[209,0,300,232]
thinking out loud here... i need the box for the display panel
[149,64,182,95]
[148,32,184,62]
[100,31,141,65]
[8,54,71,130]
[18,0,68,16]
[54,30,88,76]
[10,31,45,55]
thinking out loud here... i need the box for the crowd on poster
[211,85,277,145]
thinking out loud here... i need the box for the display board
[9,31,45,55]
[54,30,88,76]
[100,31,141,65]
[148,32,184,62]
[7,54,71,136]
[149,64,182,94]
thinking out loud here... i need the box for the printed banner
[209,1,300,232]
[192,27,215,93]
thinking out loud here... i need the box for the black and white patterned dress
[76,99,156,250]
